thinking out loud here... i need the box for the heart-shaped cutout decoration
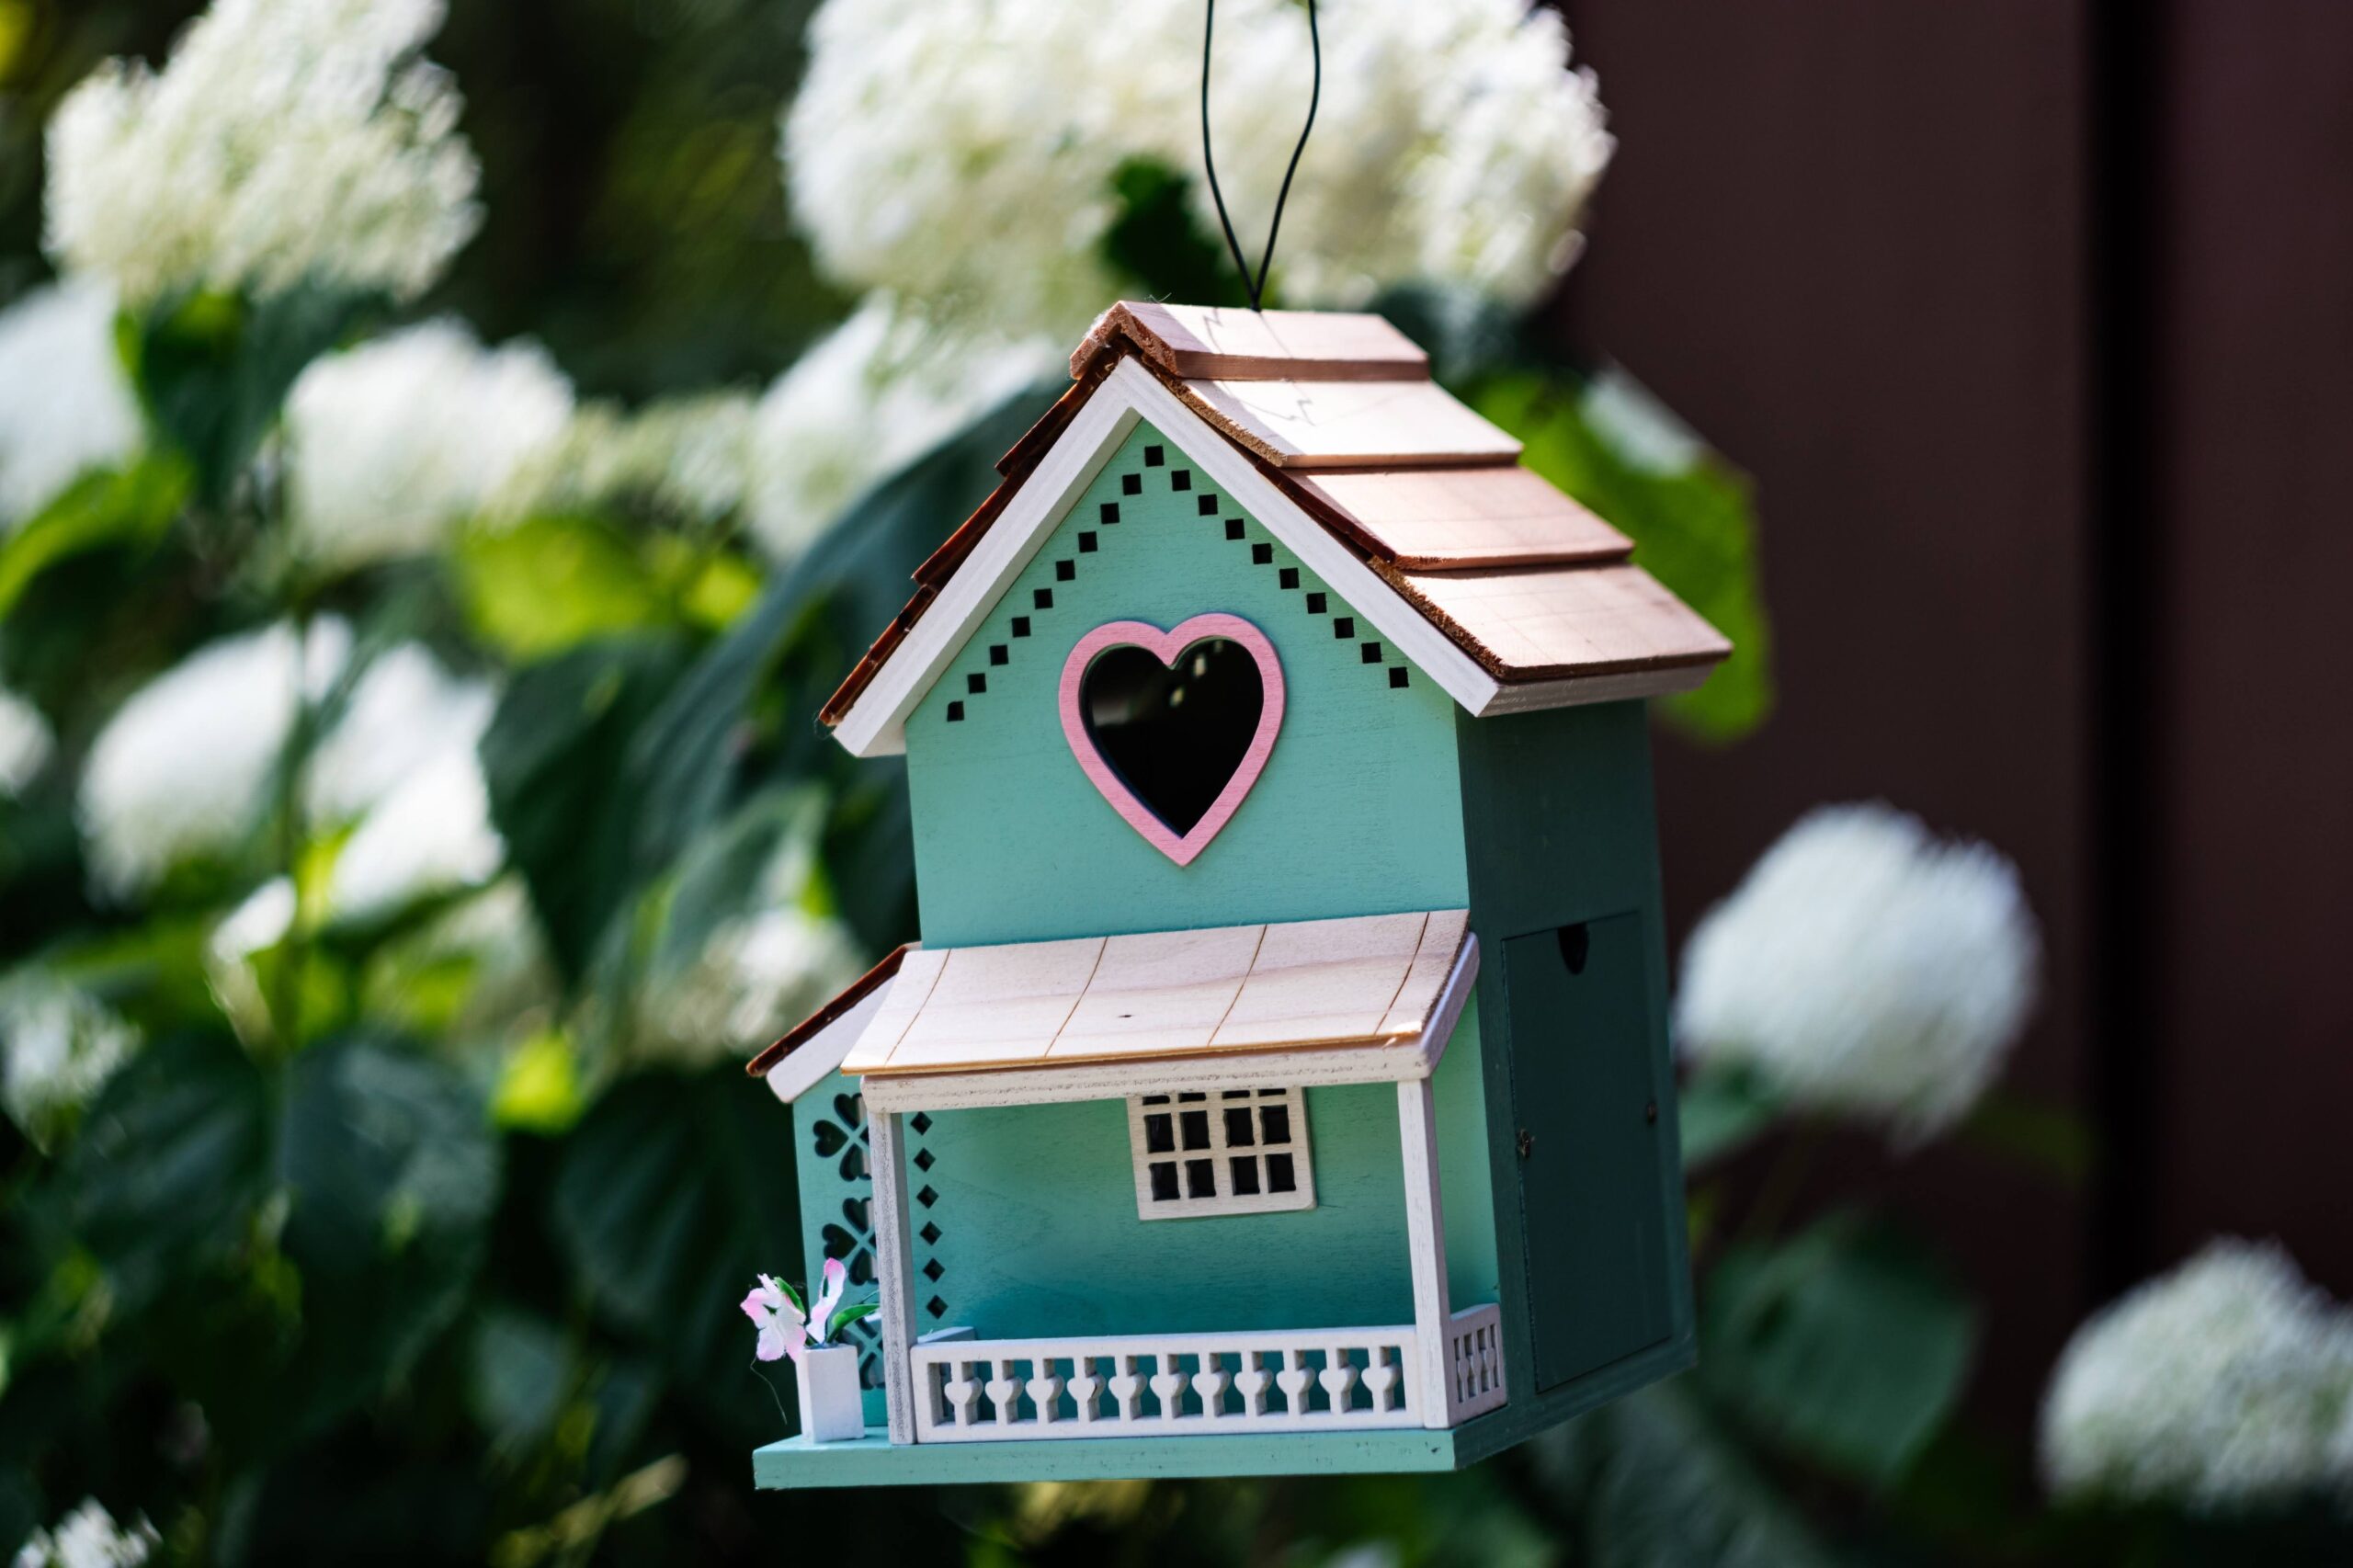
[1059,613,1285,866]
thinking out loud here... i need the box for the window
[1125,1088,1315,1219]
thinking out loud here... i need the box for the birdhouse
[748,302,1731,1488]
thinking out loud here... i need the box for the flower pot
[797,1344,865,1442]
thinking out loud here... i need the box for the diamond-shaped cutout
[926,1296,948,1318]
[918,1221,941,1244]
[917,1185,938,1208]
[911,1112,933,1133]
[914,1148,935,1171]
[922,1258,944,1281]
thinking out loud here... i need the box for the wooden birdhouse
[748,302,1731,1488]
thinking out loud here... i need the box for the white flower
[44,0,481,306]
[306,642,494,823]
[11,1497,160,1568]
[0,974,140,1151]
[0,687,55,797]
[782,0,1611,339]
[1674,802,2040,1142]
[0,278,143,528]
[284,320,573,572]
[78,619,350,899]
[307,642,501,919]
[2040,1240,2353,1511]
[496,389,762,529]
[326,747,502,919]
[744,296,1055,558]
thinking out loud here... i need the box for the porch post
[868,1108,919,1444]
[1397,1076,1453,1429]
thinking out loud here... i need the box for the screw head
[1516,1128,1533,1159]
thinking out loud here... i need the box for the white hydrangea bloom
[2040,1240,2353,1511]
[78,619,350,898]
[1675,802,2040,1142]
[0,278,143,528]
[10,1497,160,1568]
[497,389,763,529]
[0,686,54,798]
[306,642,494,823]
[44,0,481,306]
[0,974,141,1151]
[743,297,1056,559]
[783,0,1610,338]
[326,747,503,920]
[284,320,573,572]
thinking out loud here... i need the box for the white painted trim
[868,1110,919,1445]
[1124,1087,1315,1220]
[763,976,898,1107]
[832,388,1142,758]
[857,936,1479,1113]
[1471,659,1717,717]
[1398,1077,1453,1428]
[831,358,1519,756]
[1443,1303,1509,1424]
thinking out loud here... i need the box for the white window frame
[1124,1087,1316,1220]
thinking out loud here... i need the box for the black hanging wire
[1199,0,1321,312]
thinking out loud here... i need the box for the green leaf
[825,1301,878,1340]
[56,1030,272,1312]
[1525,1382,1845,1568]
[551,1064,801,1401]
[130,288,370,506]
[1472,368,1774,743]
[1959,1092,2094,1187]
[479,637,693,983]
[452,514,677,659]
[1701,1212,1978,1484]
[0,455,190,619]
[623,388,1051,946]
[468,1307,571,1461]
[1678,1067,1783,1168]
[270,1036,500,1434]
[646,787,825,987]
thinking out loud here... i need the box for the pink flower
[808,1257,847,1345]
[741,1273,807,1366]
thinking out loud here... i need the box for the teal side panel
[1502,915,1672,1388]
[903,422,1468,948]
[916,1083,1413,1340]
[1431,994,1500,1308]
[791,1070,950,1426]
[1454,700,1694,1415]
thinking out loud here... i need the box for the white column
[1397,1076,1453,1428]
[868,1108,920,1444]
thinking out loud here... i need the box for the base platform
[752,1406,1544,1490]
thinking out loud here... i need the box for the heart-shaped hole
[1081,637,1266,835]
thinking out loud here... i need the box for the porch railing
[910,1310,1507,1442]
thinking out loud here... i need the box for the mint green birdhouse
[748,302,1731,1488]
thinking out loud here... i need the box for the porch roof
[752,910,1478,1110]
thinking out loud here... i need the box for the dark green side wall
[1455,699,1699,1421]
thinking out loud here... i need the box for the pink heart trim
[1059,613,1285,867]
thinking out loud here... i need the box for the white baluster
[1233,1350,1271,1417]
[1275,1347,1313,1417]
[1191,1351,1233,1418]
[1068,1356,1105,1423]
[1362,1353,1399,1414]
[945,1361,981,1428]
[1318,1352,1362,1415]
[1148,1348,1188,1420]
[986,1358,1021,1426]
[1027,1359,1066,1426]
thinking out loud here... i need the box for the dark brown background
[1549,0,2353,1431]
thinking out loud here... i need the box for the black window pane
[1230,1157,1262,1196]
[1179,1109,1211,1150]
[1144,1113,1175,1153]
[1150,1162,1179,1201]
[1223,1107,1255,1145]
[1222,1089,1251,1098]
[1267,1153,1296,1193]
[1185,1159,1217,1199]
[1177,1092,1208,1102]
[1141,1094,1169,1105]
[1259,1104,1291,1144]
[1257,1087,1284,1096]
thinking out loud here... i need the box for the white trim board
[831,358,1716,758]
[858,934,1478,1113]
[763,973,901,1107]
